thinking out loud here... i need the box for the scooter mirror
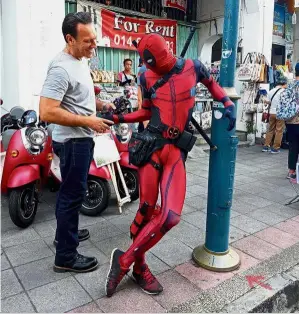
[20,110,37,126]
[0,99,3,105]
[10,106,25,121]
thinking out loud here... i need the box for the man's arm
[40,97,92,127]
[39,66,113,133]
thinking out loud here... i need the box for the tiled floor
[1,145,299,312]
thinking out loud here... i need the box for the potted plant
[245,120,256,146]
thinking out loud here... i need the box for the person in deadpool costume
[105,33,236,297]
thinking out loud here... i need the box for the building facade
[0,0,199,112]
[1,0,298,137]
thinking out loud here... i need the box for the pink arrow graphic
[246,275,272,290]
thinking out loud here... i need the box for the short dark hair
[62,12,92,42]
[123,58,133,66]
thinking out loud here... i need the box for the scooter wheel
[8,185,38,228]
[117,169,139,202]
[80,177,111,216]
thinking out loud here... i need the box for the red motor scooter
[95,86,139,202]
[1,106,52,228]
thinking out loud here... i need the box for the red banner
[163,0,187,13]
[95,9,177,54]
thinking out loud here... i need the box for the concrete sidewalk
[1,145,299,313]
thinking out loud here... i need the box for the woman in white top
[262,76,288,153]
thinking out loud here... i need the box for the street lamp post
[193,0,241,271]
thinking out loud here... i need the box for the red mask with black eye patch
[136,33,177,75]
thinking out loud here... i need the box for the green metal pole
[193,0,241,271]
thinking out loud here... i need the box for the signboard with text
[273,4,285,37]
[163,0,187,13]
[88,7,177,54]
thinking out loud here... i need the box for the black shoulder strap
[267,87,282,114]
[149,58,186,96]
[270,87,282,102]
[123,71,128,80]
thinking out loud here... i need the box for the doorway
[272,44,286,66]
[212,37,223,63]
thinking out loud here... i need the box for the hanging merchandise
[90,69,115,83]
[192,83,213,131]
[258,55,268,83]
[237,53,255,81]
[240,82,259,113]
[238,52,269,83]
[208,62,220,83]
[89,52,125,102]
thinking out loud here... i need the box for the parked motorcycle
[1,106,52,228]
[96,87,139,202]
[46,124,112,217]
[1,104,26,133]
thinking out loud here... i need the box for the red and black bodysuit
[105,33,235,297]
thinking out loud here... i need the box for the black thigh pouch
[175,130,197,152]
[128,131,158,167]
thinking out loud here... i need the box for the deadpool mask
[135,34,176,75]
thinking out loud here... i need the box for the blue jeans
[52,138,94,264]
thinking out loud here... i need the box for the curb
[196,140,250,152]
[170,243,299,313]
[222,271,299,313]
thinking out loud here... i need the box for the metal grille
[66,0,197,22]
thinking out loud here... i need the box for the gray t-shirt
[40,51,96,143]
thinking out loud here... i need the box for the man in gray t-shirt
[41,51,97,143]
[39,12,114,273]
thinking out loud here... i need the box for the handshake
[87,96,130,133]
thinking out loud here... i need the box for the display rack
[192,82,213,132]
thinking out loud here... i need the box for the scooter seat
[1,129,17,151]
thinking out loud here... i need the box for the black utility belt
[146,124,196,153]
[128,127,196,167]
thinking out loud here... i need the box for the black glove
[223,105,236,131]
[100,112,114,122]
[113,96,130,115]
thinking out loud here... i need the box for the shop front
[66,0,199,75]
[64,0,199,120]
[272,0,295,72]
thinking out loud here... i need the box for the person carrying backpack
[262,74,288,153]
[285,63,299,179]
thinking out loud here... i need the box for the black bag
[128,131,157,167]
